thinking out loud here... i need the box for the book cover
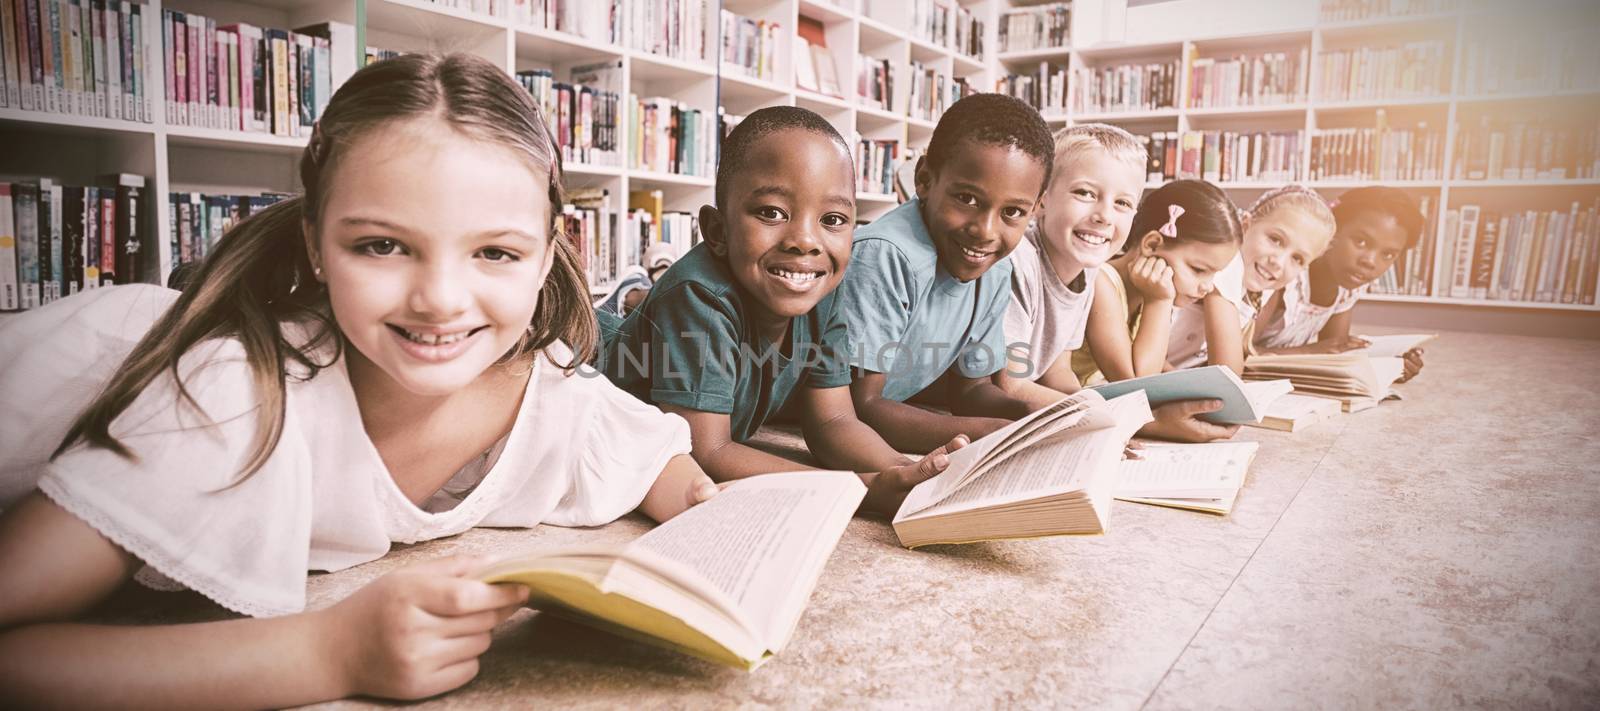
[12,182,40,309]
[0,184,16,309]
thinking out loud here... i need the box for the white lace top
[1253,269,1367,350]
[0,285,690,618]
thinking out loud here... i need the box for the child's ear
[301,219,323,280]
[913,156,933,200]
[1139,230,1164,256]
[698,204,727,257]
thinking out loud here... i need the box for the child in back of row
[834,93,1056,453]
[1253,186,1428,381]
[597,106,966,515]
[992,123,1147,408]
[1073,179,1244,386]
[1166,185,1337,371]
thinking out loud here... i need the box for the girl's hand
[1137,400,1240,443]
[862,435,969,516]
[1397,347,1425,382]
[322,555,528,700]
[1130,255,1176,303]
[1310,335,1370,354]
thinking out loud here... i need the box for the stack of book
[1144,130,1304,184]
[629,96,715,178]
[1317,41,1450,102]
[718,11,778,81]
[1071,60,1178,114]
[1185,49,1307,108]
[168,191,289,270]
[855,138,900,196]
[0,0,154,122]
[517,62,623,168]
[1311,123,1446,181]
[998,2,1070,53]
[1369,194,1439,297]
[1451,118,1599,182]
[623,0,713,65]
[160,13,352,138]
[0,175,149,311]
[1435,201,1600,305]
[996,63,1068,115]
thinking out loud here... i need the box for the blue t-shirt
[835,198,1012,402]
[597,243,853,442]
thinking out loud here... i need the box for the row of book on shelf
[792,17,842,98]
[1185,49,1307,109]
[995,62,1067,116]
[566,187,699,289]
[997,2,1069,54]
[625,0,713,65]
[1376,198,1600,306]
[1310,123,1443,181]
[167,190,287,269]
[159,12,350,137]
[517,64,623,168]
[855,139,914,197]
[902,0,984,60]
[0,175,147,311]
[1071,60,1179,115]
[1316,42,1449,102]
[857,55,976,123]
[1142,130,1304,184]
[719,10,778,82]
[0,0,153,121]
[1453,119,1599,182]
[1319,0,1457,22]
[1458,25,1599,95]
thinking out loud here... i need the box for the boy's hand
[1397,347,1425,382]
[323,555,528,700]
[863,435,969,516]
[1137,400,1240,443]
[1310,335,1370,354]
[1130,255,1176,302]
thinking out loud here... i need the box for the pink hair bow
[1159,204,1185,238]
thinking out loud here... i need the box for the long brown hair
[54,53,597,480]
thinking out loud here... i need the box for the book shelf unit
[993,0,1600,315]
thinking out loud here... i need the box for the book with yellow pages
[1244,352,1405,412]
[1116,441,1260,515]
[477,471,865,671]
[891,389,1153,548]
[1246,392,1342,432]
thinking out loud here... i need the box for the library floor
[97,327,1600,709]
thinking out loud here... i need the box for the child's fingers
[691,476,720,503]
[431,632,494,670]
[435,604,519,638]
[944,434,970,453]
[421,579,529,617]
[1178,398,1226,416]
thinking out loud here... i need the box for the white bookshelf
[992,0,1600,313]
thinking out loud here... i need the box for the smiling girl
[0,54,715,707]
[1166,185,1337,372]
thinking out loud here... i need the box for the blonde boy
[993,123,1147,407]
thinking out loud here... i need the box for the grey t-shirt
[1003,225,1095,382]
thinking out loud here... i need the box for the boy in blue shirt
[836,93,1056,452]
[598,106,967,515]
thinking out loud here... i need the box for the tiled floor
[102,328,1600,709]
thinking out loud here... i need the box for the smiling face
[1038,149,1144,274]
[916,141,1046,282]
[1241,206,1335,292]
[309,118,555,397]
[1321,209,1411,290]
[706,127,855,326]
[1135,232,1240,307]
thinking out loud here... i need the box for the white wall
[1072,0,1320,46]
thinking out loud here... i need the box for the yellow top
[1070,265,1141,386]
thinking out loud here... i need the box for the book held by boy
[1089,365,1293,425]
[891,390,1153,548]
[477,471,865,671]
[1116,441,1260,515]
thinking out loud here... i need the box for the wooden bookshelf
[992,0,1600,314]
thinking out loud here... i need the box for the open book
[1244,352,1405,412]
[1090,365,1293,424]
[1356,333,1436,359]
[891,390,1153,548]
[1246,392,1343,432]
[477,471,865,671]
[1116,441,1260,514]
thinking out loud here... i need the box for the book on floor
[1089,365,1293,424]
[1246,392,1343,432]
[1243,353,1405,412]
[891,389,1154,548]
[1116,441,1260,515]
[1356,333,1436,359]
[477,471,865,671]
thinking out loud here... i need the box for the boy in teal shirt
[597,106,966,515]
[837,93,1056,452]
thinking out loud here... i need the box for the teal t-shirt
[835,198,1013,402]
[597,242,853,443]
